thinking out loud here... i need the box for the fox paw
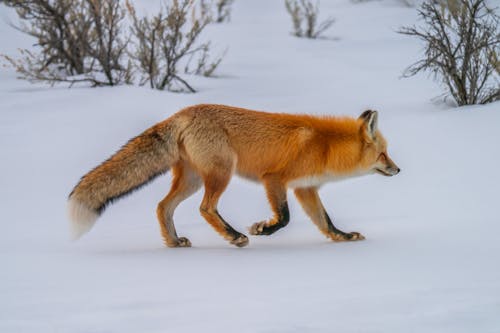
[166,237,192,248]
[230,234,249,247]
[177,237,192,247]
[248,221,267,235]
[330,232,365,242]
[348,232,365,241]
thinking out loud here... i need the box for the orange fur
[68,104,399,247]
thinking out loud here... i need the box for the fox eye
[378,153,387,162]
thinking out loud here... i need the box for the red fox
[68,104,400,247]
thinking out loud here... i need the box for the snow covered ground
[1,0,499,332]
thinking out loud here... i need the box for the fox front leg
[294,187,365,241]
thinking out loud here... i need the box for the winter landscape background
[1,0,499,332]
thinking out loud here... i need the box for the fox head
[358,110,400,177]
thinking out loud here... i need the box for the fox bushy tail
[67,121,180,240]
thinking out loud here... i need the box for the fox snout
[375,153,400,176]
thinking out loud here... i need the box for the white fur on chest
[287,170,366,189]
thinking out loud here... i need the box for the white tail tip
[67,197,98,240]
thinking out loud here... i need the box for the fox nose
[388,166,400,175]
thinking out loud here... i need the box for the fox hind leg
[157,161,202,248]
[198,159,249,248]
[182,126,248,247]
[294,187,364,241]
[249,176,290,236]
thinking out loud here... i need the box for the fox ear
[359,110,378,140]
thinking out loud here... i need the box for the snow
[1,0,499,332]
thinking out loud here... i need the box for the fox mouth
[375,168,397,176]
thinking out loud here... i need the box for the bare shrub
[214,0,234,23]
[3,0,90,80]
[86,0,131,85]
[127,0,212,92]
[199,0,234,23]
[184,42,226,77]
[399,0,499,106]
[284,0,335,38]
[2,0,130,86]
